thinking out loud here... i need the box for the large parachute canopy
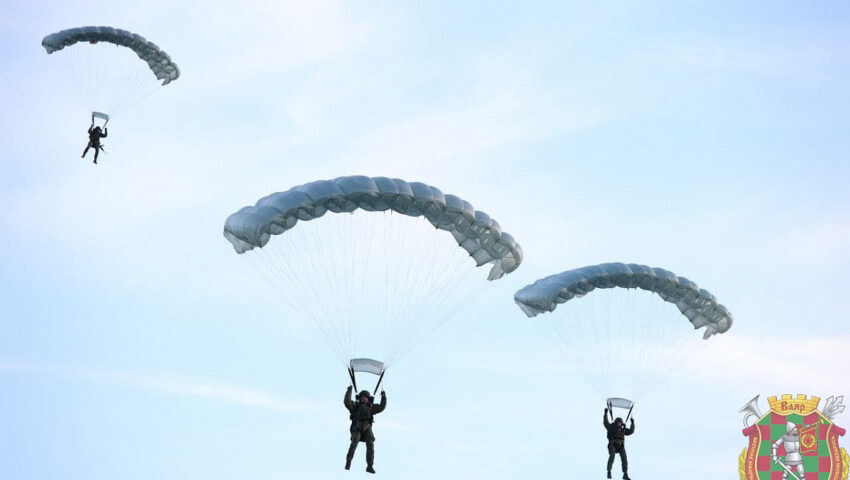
[225,175,523,383]
[42,26,180,117]
[514,263,732,403]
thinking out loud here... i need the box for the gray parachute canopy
[223,175,523,280]
[42,26,180,85]
[514,263,732,338]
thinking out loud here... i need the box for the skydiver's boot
[366,465,375,474]
[607,471,612,479]
[622,473,630,480]
[345,458,351,470]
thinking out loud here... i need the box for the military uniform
[82,125,107,163]
[344,386,387,473]
[604,410,634,479]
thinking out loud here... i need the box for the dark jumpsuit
[344,388,387,468]
[604,413,634,474]
[82,126,107,163]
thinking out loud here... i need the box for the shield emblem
[739,395,847,480]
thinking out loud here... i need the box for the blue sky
[1,1,849,478]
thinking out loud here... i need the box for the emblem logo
[739,394,848,480]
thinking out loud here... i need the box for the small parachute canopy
[514,263,732,339]
[607,397,634,410]
[42,26,180,85]
[350,358,385,376]
[223,175,523,280]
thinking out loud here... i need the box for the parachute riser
[348,366,358,392]
[373,370,386,395]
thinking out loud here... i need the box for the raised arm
[344,386,354,410]
[372,391,387,414]
[101,128,107,138]
[603,409,611,428]
[625,419,635,435]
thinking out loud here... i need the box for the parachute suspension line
[636,290,702,400]
[247,245,347,369]
[383,211,426,366]
[307,214,347,357]
[311,215,364,362]
[52,42,164,118]
[381,212,393,365]
[386,212,430,365]
[605,290,612,399]
[631,289,662,400]
[386,215,437,364]
[252,226,349,367]
[388,213,436,363]
[243,249,340,363]
[388,223,484,364]
[630,290,664,400]
[385,211,486,367]
[541,288,704,403]
[540,312,606,398]
[239,207,495,373]
[528,312,605,398]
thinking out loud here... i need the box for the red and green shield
[741,411,846,479]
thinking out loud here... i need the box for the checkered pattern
[753,413,832,480]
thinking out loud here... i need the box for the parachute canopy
[514,263,732,339]
[225,175,523,374]
[224,176,522,280]
[42,26,180,85]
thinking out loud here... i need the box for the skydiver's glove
[604,408,609,414]
[380,390,386,397]
[346,385,352,393]
[631,419,635,424]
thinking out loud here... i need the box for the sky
[1,0,849,478]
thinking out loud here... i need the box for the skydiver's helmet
[615,417,624,426]
[358,390,371,402]
[786,421,798,436]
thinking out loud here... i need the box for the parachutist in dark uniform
[82,123,107,164]
[604,408,635,479]
[344,386,387,474]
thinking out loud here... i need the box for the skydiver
[82,121,107,164]
[604,408,635,479]
[344,386,387,474]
